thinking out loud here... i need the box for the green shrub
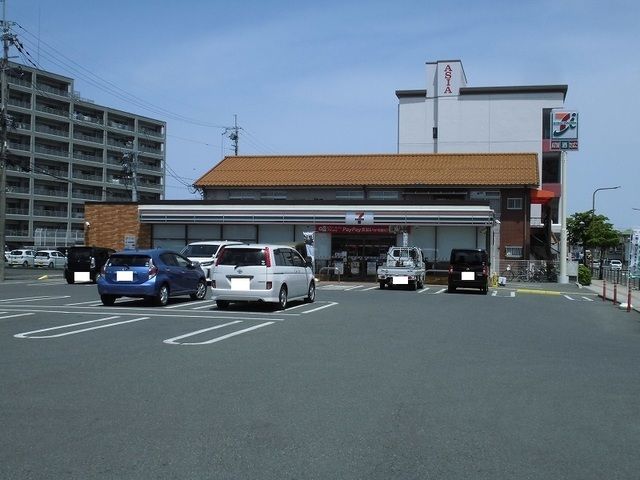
[578,264,591,286]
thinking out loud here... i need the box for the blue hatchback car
[97,249,207,306]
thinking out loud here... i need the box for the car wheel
[155,284,169,306]
[448,284,456,293]
[101,294,116,306]
[22,260,28,267]
[190,279,207,300]
[48,262,55,269]
[410,280,417,291]
[216,300,230,310]
[66,275,74,284]
[379,281,385,289]
[276,285,288,310]
[305,281,316,303]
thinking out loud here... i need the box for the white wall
[436,226,477,262]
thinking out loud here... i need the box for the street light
[592,186,621,213]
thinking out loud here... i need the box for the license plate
[116,271,134,282]
[74,272,91,282]
[230,277,251,290]
[392,276,409,285]
[461,272,475,281]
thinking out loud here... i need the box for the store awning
[530,188,555,205]
[138,203,495,227]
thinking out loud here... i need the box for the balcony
[73,151,102,163]
[72,190,102,201]
[139,145,162,155]
[35,144,69,158]
[35,124,69,138]
[35,167,68,178]
[8,98,31,109]
[8,141,31,152]
[33,209,68,218]
[6,207,29,215]
[73,112,103,125]
[138,127,163,138]
[139,162,162,172]
[5,228,30,237]
[8,75,31,88]
[14,122,31,131]
[6,185,30,194]
[34,187,68,198]
[72,172,103,182]
[36,83,69,97]
[35,104,69,118]
[73,131,104,144]
[108,120,134,132]
[107,138,131,149]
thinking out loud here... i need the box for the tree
[567,211,620,278]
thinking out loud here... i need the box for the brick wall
[499,188,530,259]
[84,203,151,250]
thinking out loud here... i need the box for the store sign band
[316,225,409,234]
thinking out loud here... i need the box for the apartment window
[228,191,257,200]
[505,246,523,258]
[368,190,399,200]
[336,190,364,200]
[260,191,287,200]
[507,197,523,210]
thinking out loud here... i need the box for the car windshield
[452,251,486,264]
[68,248,92,261]
[35,252,50,258]
[181,244,219,257]
[107,255,151,267]
[217,248,266,266]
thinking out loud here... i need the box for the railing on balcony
[8,141,31,152]
[8,76,31,88]
[35,144,69,157]
[107,139,131,149]
[139,145,162,155]
[8,98,31,109]
[35,168,68,178]
[35,124,69,138]
[34,228,84,248]
[34,187,68,198]
[6,207,29,215]
[139,163,162,172]
[73,132,104,144]
[138,127,163,138]
[72,173,103,182]
[73,112,103,125]
[36,83,69,97]
[33,209,68,218]
[6,186,30,194]
[15,122,31,131]
[73,152,102,163]
[108,120,134,132]
[6,229,30,237]
[71,210,84,219]
[72,191,102,201]
[35,104,69,117]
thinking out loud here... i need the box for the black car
[448,248,489,294]
[65,246,116,284]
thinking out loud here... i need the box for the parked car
[448,248,489,294]
[33,250,67,269]
[609,259,623,270]
[210,243,315,310]
[7,249,35,267]
[65,246,115,283]
[97,248,207,306]
[180,240,243,282]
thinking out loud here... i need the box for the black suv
[448,248,489,294]
[64,246,115,284]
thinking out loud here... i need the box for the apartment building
[3,61,166,247]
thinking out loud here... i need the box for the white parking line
[163,302,195,309]
[581,296,594,302]
[189,301,217,310]
[0,313,35,321]
[344,285,364,291]
[0,295,65,303]
[564,295,575,301]
[492,290,498,296]
[166,322,275,346]
[65,300,104,306]
[510,291,516,297]
[361,286,379,291]
[14,316,150,339]
[301,302,338,314]
[163,321,243,345]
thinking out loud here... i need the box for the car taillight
[149,259,158,278]
[482,265,488,276]
[101,264,106,276]
[264,247,271,267]
[90,256,96,269]
[448,265,453,274]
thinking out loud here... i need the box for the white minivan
[180,240,242,282]
[210,243,315,310]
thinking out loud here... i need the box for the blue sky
[7,0,640,229]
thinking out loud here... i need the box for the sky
[6,0,640,229]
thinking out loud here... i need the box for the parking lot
[2,273,640,479]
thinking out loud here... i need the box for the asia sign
[550,110,579,151]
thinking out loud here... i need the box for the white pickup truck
[377,246,426,290]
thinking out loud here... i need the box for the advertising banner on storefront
[629,228,640,277]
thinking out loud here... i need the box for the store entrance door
[330,234,396,280]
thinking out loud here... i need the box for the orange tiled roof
[194,153,539,187]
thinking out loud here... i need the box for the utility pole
[223,114,240,156]
[0,0,17,282]
[122,141,139,202]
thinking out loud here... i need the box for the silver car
[180,240,242,282]
[8,249,35,267]
[210,243,315,310]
